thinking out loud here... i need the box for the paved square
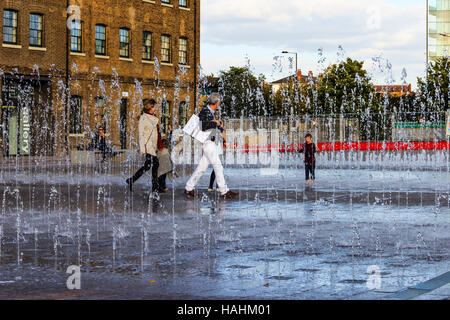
[0,162,449,299]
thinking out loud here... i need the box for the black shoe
[222,190,238,199]
[126,178,133,192]
[184,190,195,197]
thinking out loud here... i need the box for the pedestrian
[208,111,227,192]
[126,99,160,193]
[90,126,113,161]
[157,138,173,193]
[184,93,237,199]
[298,133,317,185]
[164,124,173,143]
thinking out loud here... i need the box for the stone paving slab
[390,272,450,300]
[412,283,450,300]
[412,271,450,290]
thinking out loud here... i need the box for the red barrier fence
[232,141,450,153]
[315,141,450,152]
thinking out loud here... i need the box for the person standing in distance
[298,133,317,185]
[184,93,238,199]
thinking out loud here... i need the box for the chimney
[296,69,302,82]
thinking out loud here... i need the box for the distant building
[427,0,450,62]
[1,0,200,156]
[373,84,413,98]
[271,70,318,93]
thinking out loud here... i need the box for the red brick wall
[0,0,200,154]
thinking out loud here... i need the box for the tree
[417,57,450,113]
[218,67,271,118]
[317,58,379,116]
[270,79,316,117]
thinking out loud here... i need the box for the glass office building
[428,0,450,62]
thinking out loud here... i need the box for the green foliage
[417,57,450,112]
[214,57,449,141]
[218,67,271,118]
[270,80,315,117]
[270,58,377,119]
[317,58,379,116]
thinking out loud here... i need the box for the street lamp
[282,51,298,76]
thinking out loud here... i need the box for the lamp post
[282,51,298,75]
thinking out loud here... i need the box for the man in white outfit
[184,93,238,199]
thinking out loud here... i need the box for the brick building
[0,0,200,156]
[271,70,318,93]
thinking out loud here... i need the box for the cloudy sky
[200,0,427,88]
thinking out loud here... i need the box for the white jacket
[138,113,159,156]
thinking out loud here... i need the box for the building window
[71,20,82,52]
[161,101,171,133]
[179,0,188,7]
[119,28,130,58]
[179,101,187,127]
[70,96,82,134]
[162,0,171,4]
[95,24,106,55]
[29,14,43,47]
[161,35,171,63]
[142,31,152,61]
[3,10,18,44]
[179,37,188,65]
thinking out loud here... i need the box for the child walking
[298,133,316,185]
[157,139,173,193]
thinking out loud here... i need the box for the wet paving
[0,166,449,300]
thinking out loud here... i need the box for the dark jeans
[209,170,216,189]
[158,174,167,190]
[305,163,316,181]
[131,154,160,192]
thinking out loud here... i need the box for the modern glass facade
[428,0,450,62]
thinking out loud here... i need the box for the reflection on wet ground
[0,168,449,299]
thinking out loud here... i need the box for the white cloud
[201,0,427,87]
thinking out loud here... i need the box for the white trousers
[185,140,229,195]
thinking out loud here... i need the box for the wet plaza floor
[0,166,449,299]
